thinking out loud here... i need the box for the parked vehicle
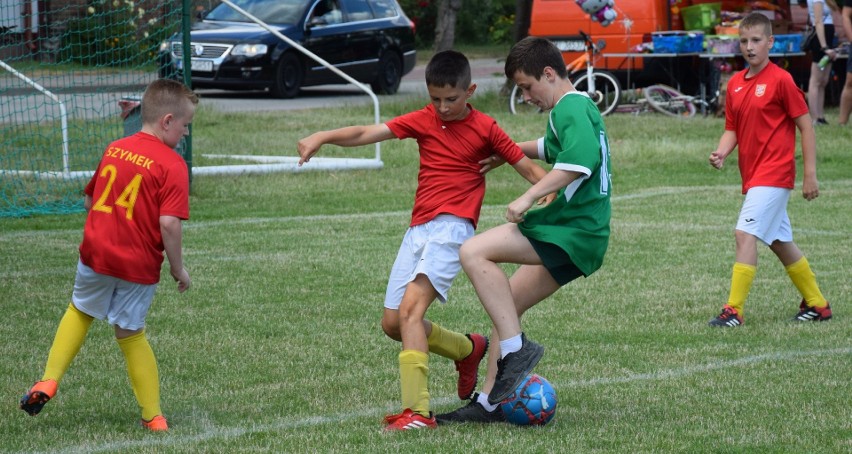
[527,0,812,92]
[159,0,417,98]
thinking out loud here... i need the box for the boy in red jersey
[707,13,831,327]
[297,50,547,431]
[19,79,198,431]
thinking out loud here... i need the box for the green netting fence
[1,0,188,218]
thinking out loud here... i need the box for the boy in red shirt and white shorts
[19,79,198,431]
[298,50,547,431]
[708,13,831,327]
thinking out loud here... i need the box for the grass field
[1,90,850,453]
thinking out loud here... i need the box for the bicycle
[643,84,697,117]
[614,84,697,117]
[509,30,622,116]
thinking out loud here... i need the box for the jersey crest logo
[755,84,767,97]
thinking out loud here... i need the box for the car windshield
[204,0,309,24]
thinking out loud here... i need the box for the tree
[513,0,533,43]
[433,0,462,52]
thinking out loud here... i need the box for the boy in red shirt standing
[298,50,547,431]
[708,13,831,327]
[19,79,198,431]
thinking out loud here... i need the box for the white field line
[38,347,852,454]
[5,180,851,238]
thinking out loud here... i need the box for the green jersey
[519,91,611,276]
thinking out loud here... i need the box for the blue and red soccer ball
[499,374,558,426]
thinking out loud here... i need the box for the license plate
[552,40,586,52]
[190,59,213,72]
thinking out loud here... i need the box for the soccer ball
[499,374,558,426]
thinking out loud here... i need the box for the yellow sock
[42,303,94,382]
[399,350,429,417]
[117,331,161,421]
[785,257,827,308]
[426,322,472,361]
[727,263,756,314]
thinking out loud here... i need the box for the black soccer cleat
[791,299,832,322]
[436,394,506,424]
[488,333,544,405]
[708,305,743,327]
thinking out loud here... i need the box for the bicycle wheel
[644,84,697,118]
[509,84,542,115]
[571,70,621,116]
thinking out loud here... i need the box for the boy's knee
[459,241,476,266]
[734,229,757,246]
[381,312,401,341]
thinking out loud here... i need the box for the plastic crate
[771,34,802,53]
[705,35,739,54]
[681,2,722,33]
[652,31,705,53]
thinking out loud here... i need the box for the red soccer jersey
[80,132,190,284]
[724,62,809,194]
[386,104,524,228]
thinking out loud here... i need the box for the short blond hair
[141,79,199,124]
[739,12,773,37]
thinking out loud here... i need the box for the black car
[160,0,416,98]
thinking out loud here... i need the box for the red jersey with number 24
[386,104,524,228]
[725,62,809,194]
[80,132,190,285]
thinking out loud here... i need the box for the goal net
[1,0,182,218]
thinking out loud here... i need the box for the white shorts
[72,260,157,330]
[383,214,474,309]
[735,186,793,245]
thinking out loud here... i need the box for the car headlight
[231,44,268,57]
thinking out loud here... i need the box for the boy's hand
[171,267,191,293]
[297,135,322,166]
[709,150,726,169]
[506,195,535,223]
[479,154,506,174]
[802,176,819,201]
[537,193,556,206]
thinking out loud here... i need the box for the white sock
[477,393,499,412]
[499,334,522,359]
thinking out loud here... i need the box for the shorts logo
[755,84,767,97]
[745,218,756,222]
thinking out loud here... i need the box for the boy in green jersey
[437,36,611,423]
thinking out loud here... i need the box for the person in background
[806,0,839,125]
[707,13,831,327]
[837,0,852,125]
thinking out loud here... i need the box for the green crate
[681,2,722,33]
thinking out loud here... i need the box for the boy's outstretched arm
[794,113,819,200]
[298,124,395,166]
[709,130,738,169]
[161,215,190,293]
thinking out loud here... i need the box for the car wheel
[370,51,402,95]
[271,52,303,98]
